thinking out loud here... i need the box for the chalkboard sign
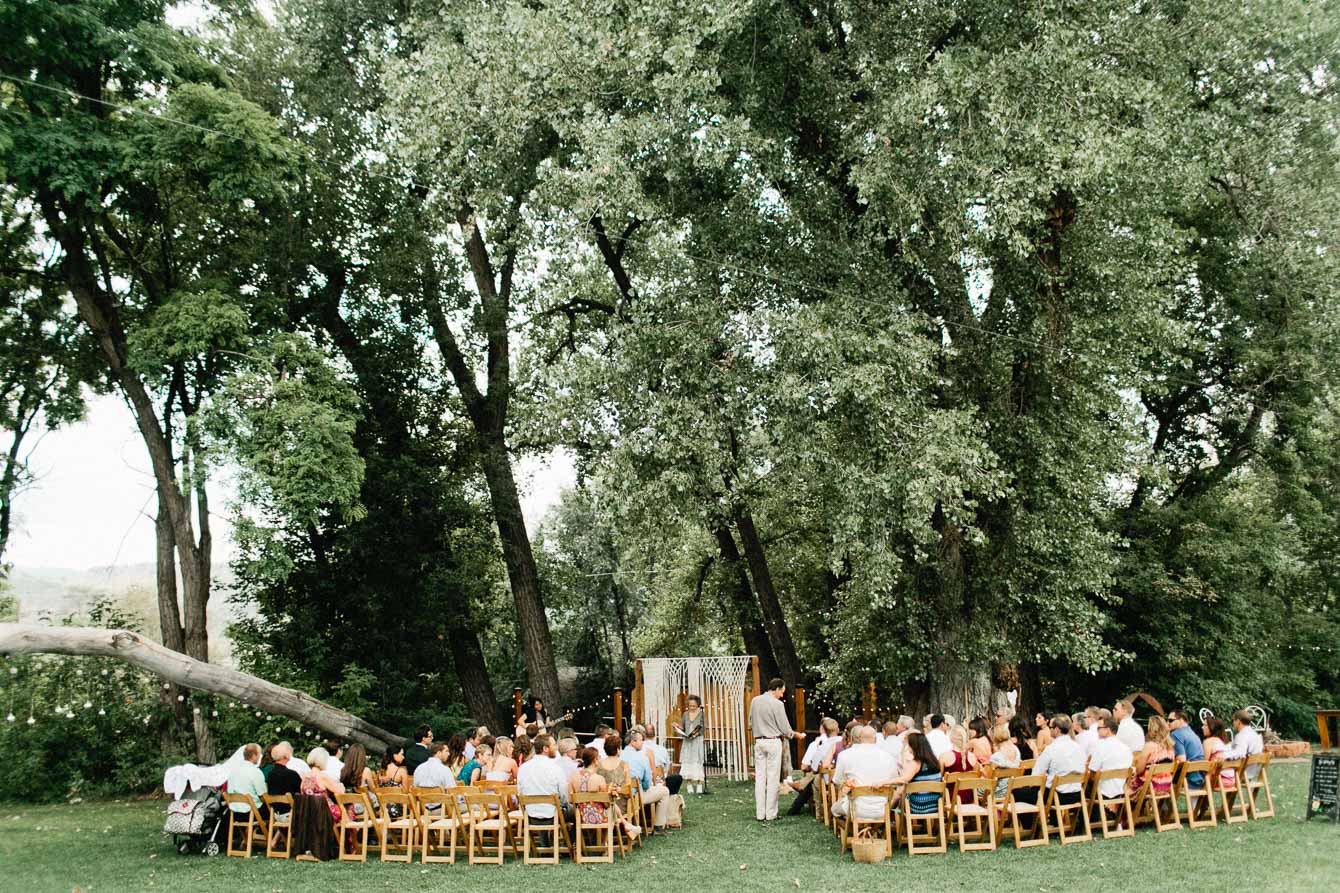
[1307,753,1340,822]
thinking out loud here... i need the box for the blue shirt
[621,745,653,791]
[1170,725,1205,787]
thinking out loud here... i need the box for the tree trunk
[477,437,561,707]
[712,525,780,681]
[927,656,994,723]
[733,511,804,688]
[155,495,191,755]
[0,624,402,752]
[184,455,214,763]
[445,615,504,731]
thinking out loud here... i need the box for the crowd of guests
[223,712,690,853]
[780,700,1265,826]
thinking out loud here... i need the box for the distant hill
[7,563,242,664]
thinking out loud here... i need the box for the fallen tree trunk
[0,624,403,753]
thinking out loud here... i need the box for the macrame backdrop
[639,656,753,781]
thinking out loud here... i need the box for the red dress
[945,751,974,804]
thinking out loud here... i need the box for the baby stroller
[164,784,227,855]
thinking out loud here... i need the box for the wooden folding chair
[418,791,467,863]
[1042,775,1092,845]
[839,786,894,858]
[463,790,518,864]
[518,794,574,863]
[333,793,374,861]
[1131,761,1181,832]
[901,781,948,855]
[999,775,1049,848]
[1019,758,1037,772]
[1244,752,1275,819]
[620,783,645,847]
[572,791,618,863]
[951,776,997,852]
[261,794,293,858]
[1087,768,1135,839]
[375,791,418,861]
[1179,760,1218,829]
[222,794,268,857]
[816,769,832,828]
[1215,758,1249,824]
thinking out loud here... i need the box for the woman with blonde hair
[983,723,1020,798]
[301,747,345,822]
[1129,714,1177,797]
[488,737,517,782]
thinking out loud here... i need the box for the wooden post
[633,659,644,727]
[614,687,624,736]
[864,681,876,721]
[748,655,760,762]
[513,688,523,728]
[673,691,686,762]
[794,686,806,765]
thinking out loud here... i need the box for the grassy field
[2,762,1335,893]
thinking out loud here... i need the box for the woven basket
[851,829,887,864]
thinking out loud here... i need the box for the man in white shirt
[322,740,344,783]
[924,714,954,768]
[411,743,456,789]
[1074,712,1099,760]
[555,737,582,785]
[787,717,840,817]
[1115,699,1145,754]
[1088,717,1134,804]
[877,720,905,765]
[643,727,683,795]
[1032,716,1087,803]
[277,740,311,777]
[1222,709,1265,781]
[831,726,898,820]
[517,734,572,824]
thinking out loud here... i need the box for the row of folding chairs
[224,778,651,864]
[813,751,1275,859]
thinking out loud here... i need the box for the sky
[6,393,575,571]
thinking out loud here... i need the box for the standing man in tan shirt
[748,677,805,821]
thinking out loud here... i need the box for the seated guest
[278,740,311,777]
[889,731,942,814]
[1167,709,1205,789]
[621,730,670,833]
[339,743,376,792]
[571,746,640,839]
[517,734,572,825]
[556,737,582,785]
[1033,712,1053,754]
[1075,711,1100,760]
[787,717,842,816]
[1008,716,1036,763]
[945,726,978,803]
[983,724,1020,798]
[924,714,955,769]
[321,740,345,782]
[992,707,1014,741]
[831,726,898,820]
[594,733,634,814]
[379,744,407,787]
[464,726,482,761]
[514,734,534,768]
[259,741,280,780]
[457,740,484,785]
[265,742,304,816]
[879,720,905,765]
[1220,708,1265,786]
[1129,715,1176,797]
[443,733,468,780]
[1088,717,1134,822]
[1202,716,1230,786]
[525,722,541,739]
[227,743,268,818]
[967,717,993,767]
[643,727,683,796]
[302,747,345,822]
[404,725,433,775]
[1031,716,1085,804]
[490,738,518,781]
[1115,699,1145,754]
[411,742,456,789]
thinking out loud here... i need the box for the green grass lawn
[2,762,1335,893]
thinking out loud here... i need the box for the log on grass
[0,624,402,752]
